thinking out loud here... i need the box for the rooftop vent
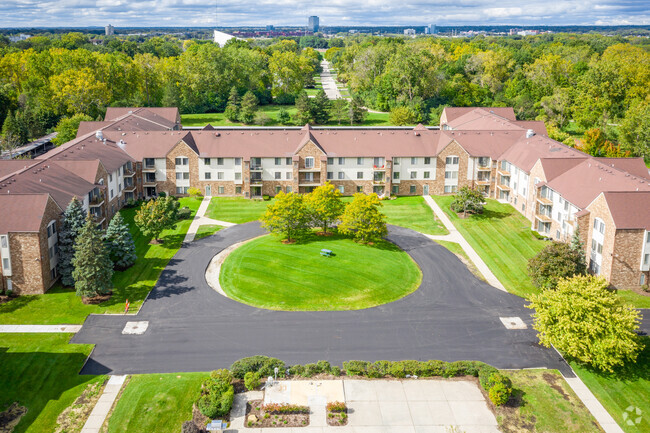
[95,130,104,141]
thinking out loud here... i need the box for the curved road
[73,223,570,375]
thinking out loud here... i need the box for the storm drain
[499,317,527,329]
[122,321,149,335]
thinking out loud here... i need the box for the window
[47,222,56,238]
[235,186,242,194]
[394,158,400,165]
[357,186,363,193]
[338,157,345,165]
[49,246,54,259]
[235,158,242,165]
[175,157,188,166]
[235,172,241,180]
[643,254,649,266]
[410,171,417,179]
[641,274,646,285]
[118,184,122,192]
[327,172,333,180]
[522,203,526,212]
[445,171,458,179]
[392,185,399,194]
[411,157,417,164]
[338,185,344,193]
[286,172,292,180]
[304,157,314,168]
[444,185,458,193]
[286,186,292,193]
[217,172,224,180]
[110,189,114,199]
[218,186,225,194]
[424,157,431,164]
[338,172,344,180]
[204,158,211,165]
[109,174,113,182]
[275,172,281,180]
[327,157,334,165]
[478,157,489,167]
[205,172,212,180]
[2,258,9,270]
[217,158,224,165]
[184,173,190,180]
[286,157,292,165]
[393,172,400,180]
[144,158,155,167]
[305,172,314,182]
[175,186,189,194]
[410,185,416,194]
[357,157,363,165]
[275,157,282,165]
[275,186,282,194]
[176,172,183,180]
[357,172,363,180]
[423,171,430,179]
[445,156,459,165]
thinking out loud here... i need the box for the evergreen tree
[330,98,348,125]
[311,90,331,124]
[224,87,240,122]
[72,216,113,299]
[278,107,291,125]
[239,91,259,124]
[104,213,137,270]
[57,197,87,286]
[294,91,313,125]
[348,96,368,125]
[570,228,587,269]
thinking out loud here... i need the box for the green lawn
[106,373,207,433]
[498,369,602,432]
[570,337,650,433]
[194,224,224,241]
[0,334,104,433]
[206,197,273,223]
[616,289,650,308]
[220,233,422,310]
[432,195,547,298]
[0,197,201,324]
[381,196,448,235]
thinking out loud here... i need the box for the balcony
[123,169,135,177]
[536,195,553,205]
[497,169,510,176]
[496,184,510,191]
[123,182,136,192]
[476,178,491,185]
[142,164,156,172]
[143,177,157,186]
[250,165,263,171]
[88,194,104,207]
[534,213,552,223]
[250,177,263,186]
[372,164,386,171]
[477,165,491,171]
[299,166,319,172]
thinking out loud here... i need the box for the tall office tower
[308,16,320,32]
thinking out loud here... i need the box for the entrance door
[423,184,429,195]
[205,185,212,196]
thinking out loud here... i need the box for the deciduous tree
[330,98,348,125]
[348,96,367,125]
[72,216,113,300]
[339,193,387,243]
[134,196,180,242]
[260,191,311,242]
[306,182,345,234]
[389,106,416,126]
[527,275,641,372]
[52,113,93,146]
[527,242,587,290]
[450,186,484,217]
[224,86,240,122]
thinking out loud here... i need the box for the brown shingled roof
[105,107,179,125]
[594,157,650,180]
[0,160,38,179]
[442,107,516,123]
[500,135,584,173]
[601,191,650,230]
[77,121,113,137]
[51,160,101,184]
[0,194,56,234]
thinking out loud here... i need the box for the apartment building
[1,106,648,295]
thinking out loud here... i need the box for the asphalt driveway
[72,223,570,375]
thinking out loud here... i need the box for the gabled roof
[77,121,113,137]
[438,130,524,159]
[446,109,524,131]
[0,193,57,234]
[0,160,38,179]
[594,157,649,180]
[52,160,101,184]
[105,107,179,125]
[539,157,587,181]
[500,135,585,173]
[173,132,199,155]
[513,121,548,136]
[294,124,326,155]
[600,191,650,231]
[442,107,516,123]
[40,136,133,174]
[100,130,186,160]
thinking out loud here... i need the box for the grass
[181,104,394,127]
[432,195,547,298]
[497,369,602,432]
[105,373,207,433]
[0,197,202,324]
[434,240,484,281]
[0,334,104,433]
[220,233,422,310]
[616,289,650,308]
[569,337,650,433]
[381,196,448,235]
[194,224,224,240]
[206,197,274,223]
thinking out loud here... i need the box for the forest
[0,32,648,160]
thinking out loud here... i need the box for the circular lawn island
[219,234,422,311]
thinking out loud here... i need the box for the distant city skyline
[0,0,648,28]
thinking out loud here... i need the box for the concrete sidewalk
[0,324,82,333]
[422,195,507,292]
[562,374,625,433]
[184,196,236,243]
[320,60,344,100]
[81,375,126,433]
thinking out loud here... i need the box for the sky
[1,0,649,28]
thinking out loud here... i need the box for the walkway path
[320,60,343,100]
[183,196,236,243]
[80,375,126,433]
[563,373,625,433]
[422,195,507,292]
[0,324,82,332]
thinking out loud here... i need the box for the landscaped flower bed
[245,400,310,428]
[326,401,348,426]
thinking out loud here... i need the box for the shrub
[450,186,484,216]
[262,403,309,414]
[316,360,332,374]
[448,360,482,377]
[288,364,305,376]
[158,191,167,197]
[421,360,446,376]
[263,194,271,201]
[188,187,203,198]
[367,360,391,378]
[478,364,499,390]
[302,363,320,377]
[489,382,512,406]
[126,198,137,208]
[400,360,424,376]
[230,356,286,379]
[196,369,234,418]
[330,365,341,376]
[177,206,191,219]
[342,360,369,376]
[244,371,261,391]
[326,401,347,412]
[181,421,201,433]
[388,361,406,378]
[527,242,587,290]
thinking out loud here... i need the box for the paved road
[320,60,343,100]
[72,223,570,375]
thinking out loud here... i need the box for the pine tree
[348,96,368,125]
[224,87,240,122]
[1,111,23,156]
[294,91,313,125]
[330,98,348,125]
[570,228,587,270]
[239,91,259,124]
[72,216,113,299]
[104,213,137,270]
[311,90,332,125]
[278,107,291,125]
[57,197,87,286]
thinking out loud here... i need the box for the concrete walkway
[0,324,82,332]
[320,60,343,100]
[422,195,507,292]
[184,196,236,243]
[562,373,625,433]
[81,375,126,433]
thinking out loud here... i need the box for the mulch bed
[326,409,348,426]
[0,402,27,433]
[245,399,309,428]
[0,294,17,305]
[82,292,112,304]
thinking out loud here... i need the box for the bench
[320,249,333,257]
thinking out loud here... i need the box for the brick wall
[585,193,617,282]
[611,229,646,288]
[8,233,44,295]
[162,139,198,195]
[436,140,470,195]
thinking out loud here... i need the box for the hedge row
[262,403,310,414]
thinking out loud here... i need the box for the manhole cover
[499,317,527,329]
[122,321,149,335]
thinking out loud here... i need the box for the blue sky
[1,0,649,27]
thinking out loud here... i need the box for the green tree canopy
[239,91,259,124]
[450,186,484,217]
[57,197,87,287]
[134,196,180,242]
[339,193,387,243]
[330,98,349,125]
[260,191,311,242]
[527,275,641,372]
[527,241,587,290]
[305,182,345,234]
[389,106,417,126]
[52,113,93,146]
[104,213,137,270]
[224,86,240,122]
[72,216,114,300]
